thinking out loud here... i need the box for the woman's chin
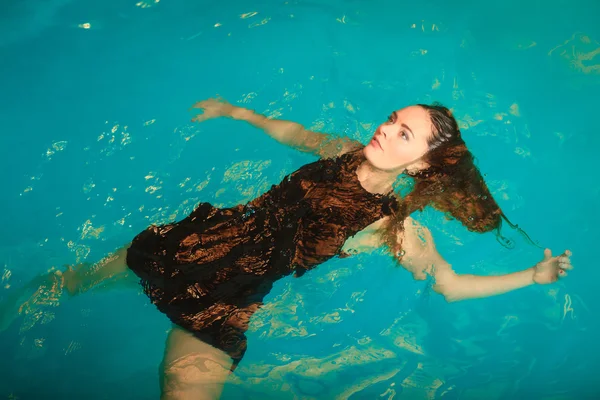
[363,143,378,158]
[363,147,386,169]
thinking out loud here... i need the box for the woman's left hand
[532,249,573,284]
[190,98,240,122]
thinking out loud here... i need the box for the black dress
[126,146,396,370]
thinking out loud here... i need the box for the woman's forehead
[395,106,433,139]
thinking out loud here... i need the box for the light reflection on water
[0,0,597,398]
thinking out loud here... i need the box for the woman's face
[363,106,433,171]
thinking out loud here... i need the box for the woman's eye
[401,132,408,141]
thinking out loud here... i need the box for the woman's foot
[0,245,131,333]
[0,271,64,333]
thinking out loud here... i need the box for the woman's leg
[60,244,135,296]
[159,325,234,400]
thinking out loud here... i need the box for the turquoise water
[1,0,599,398]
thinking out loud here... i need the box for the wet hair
[383,103,539,257]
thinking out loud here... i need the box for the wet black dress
[126,146,396,370]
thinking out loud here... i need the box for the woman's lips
[372,136,383,150]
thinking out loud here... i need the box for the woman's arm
[395,218,573,302]
[191,98,361,158]
[430,260,537,302]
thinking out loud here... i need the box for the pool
[1,0,598,398]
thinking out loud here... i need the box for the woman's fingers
[192,114,209,122]
[190,98,218,110]
[557,249,573,270]
[558,257,573,270]
[558,270,568,278]
[189,100,206,110]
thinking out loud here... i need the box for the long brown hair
[383,103,538,257]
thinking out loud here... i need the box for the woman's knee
[161,350,231,386]
[160,326,233,399]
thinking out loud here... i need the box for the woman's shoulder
[318,138,364,160]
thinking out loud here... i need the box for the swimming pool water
[1,0,598,398]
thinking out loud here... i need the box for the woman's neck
[356,160,400,195]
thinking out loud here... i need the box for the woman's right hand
[190,98,242,122]
[532,249,573,284]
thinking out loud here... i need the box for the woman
[2,98,572,399]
